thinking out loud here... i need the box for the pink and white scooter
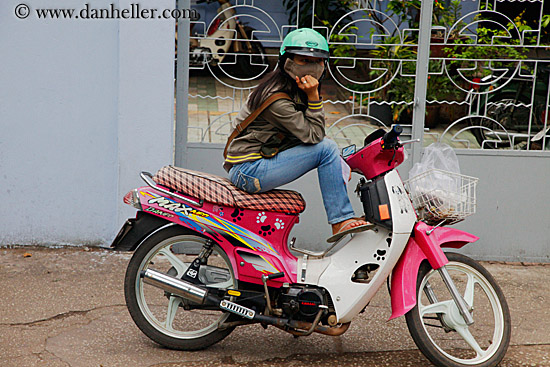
[112,126,510,367]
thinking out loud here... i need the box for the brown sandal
[326,220,375,243]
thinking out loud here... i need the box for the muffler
[140,269,208,304]
[141,270,351,336]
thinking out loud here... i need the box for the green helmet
[280,28,329,59]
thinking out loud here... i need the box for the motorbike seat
[152,166,306,214]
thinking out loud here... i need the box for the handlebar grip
[382,125,403,148]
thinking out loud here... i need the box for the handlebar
[381,125,403,149]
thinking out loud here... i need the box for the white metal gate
[175,0,550,261]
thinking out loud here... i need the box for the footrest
[220,300,256,319]
[327,223,376,243]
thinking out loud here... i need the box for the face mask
[284,58,325,81]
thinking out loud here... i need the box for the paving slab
[0,246,549,366]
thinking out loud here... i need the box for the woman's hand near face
[295,75,320,101]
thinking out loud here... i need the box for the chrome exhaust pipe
[140,269,207,304]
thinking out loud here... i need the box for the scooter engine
[279,287,327,321]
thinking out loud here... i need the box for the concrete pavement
[1,246,549,367]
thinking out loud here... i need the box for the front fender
[388,225,479,320]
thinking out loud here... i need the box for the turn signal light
[123,189,142,210]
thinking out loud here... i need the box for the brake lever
[399,139,421,145]
[388,147,398,166]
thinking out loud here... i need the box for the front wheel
[124,226,236,350]
[405,252,511,367]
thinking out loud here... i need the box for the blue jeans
[229,138,355,224]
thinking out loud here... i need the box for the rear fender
[388,223,479,320]
[110,210,228,252]
[112,186,238,252]
[111,211,175,251]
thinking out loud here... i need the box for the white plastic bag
[409,142,460,179]
[408,143,462,220]
[409,142,461,191]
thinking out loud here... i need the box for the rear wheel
[124,226,236,350]
[209,25,268,83]
[405,253,511,367]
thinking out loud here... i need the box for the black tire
[234,26,268,79]
[470,92,537,149]
[405,253,511,367]
[124,226,236,350]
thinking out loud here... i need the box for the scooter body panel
[346,138,405,179]
[305,171,417,323]
[314,231,410,323]
[132,186,300,286]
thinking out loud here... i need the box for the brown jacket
[223,94,325,171]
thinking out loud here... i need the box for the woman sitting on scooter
[223,28,369,242]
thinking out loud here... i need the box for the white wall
[2,0,549,262]
[452,151,550,263]
[0,0,175,245]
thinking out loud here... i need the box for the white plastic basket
[404,169,479,225]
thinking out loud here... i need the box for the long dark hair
[247,54,308,110]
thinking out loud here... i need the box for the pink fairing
[136,186,299,286]
[389,223,479,320]
[346,138,405,180]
